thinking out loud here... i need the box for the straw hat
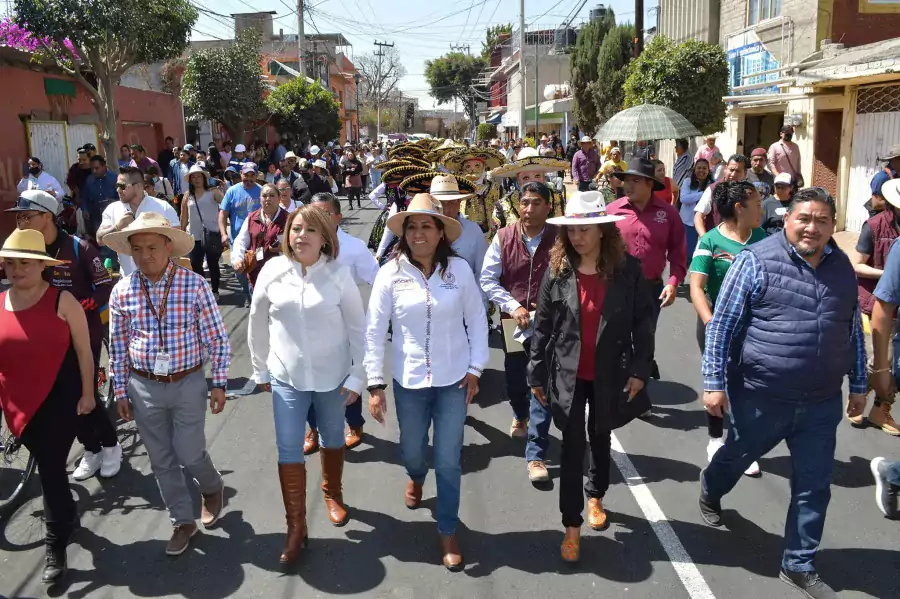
[187,163,209,184]
[386,193,462,241]
[313,159,328,170]
[399,170,474,196]
[285,151,298,160]
[374,159,413,172]
[0,228,64,266]
[388,143,426,160]
[882,179,900,210]
[547,191,626,226]
[427,174,476,202]
[490,147,569,178]
[382,165,431,187]
[103,212,195,258]
[442,147,506,173]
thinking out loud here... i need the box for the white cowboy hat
[313,159,328,169]
[428,174,475,202]
[386,193,462,241]
[0,228,64,265]
[285,151,298,160]
[547,191,626,226]
[882,179,900,209]
[103,212,195,258]
[187,164,209,184]
[490,147,569,178]
[579,136,592,144]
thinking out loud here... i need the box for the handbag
[780,142,804,187]
[192,194,223,254]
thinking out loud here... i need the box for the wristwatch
[211,385,226,391]
[367,384,387,392]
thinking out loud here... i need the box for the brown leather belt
[132,364,202,384]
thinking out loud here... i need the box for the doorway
[744,112,783,156]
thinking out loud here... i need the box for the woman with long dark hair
[207,143,222,178]
[364,193,488,571]
[527,191,655,563]
[689,180,765,474]
[180,164,224,300]
[679,159,714,270]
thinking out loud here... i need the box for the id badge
[255,247,264,262]
[153,353,171,376]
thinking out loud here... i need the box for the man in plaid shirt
[106,212,231,557]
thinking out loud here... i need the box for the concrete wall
[658,0,721,44]
[720,0,820,64]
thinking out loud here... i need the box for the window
[748,0,781,25]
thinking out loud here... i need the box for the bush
[476,123,497,141]
[524,135,535,149]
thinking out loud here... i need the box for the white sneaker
[99,444,123,478]
[73,451,102,481]
[743,461,761,477]
[706,437,725,463]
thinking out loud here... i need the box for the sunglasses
[115,182,137,190]
[14,196,51,211]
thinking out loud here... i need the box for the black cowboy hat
[622,157,665,191]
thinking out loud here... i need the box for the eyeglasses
[15,211,44,223]
[115,182,137,190]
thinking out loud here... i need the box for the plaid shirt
[109,261,231,401]
[701,244,867,395]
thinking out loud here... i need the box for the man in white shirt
[302,192,379,453]
[96,167,179,276]
[17,156,65,198]
[693,154,749,236]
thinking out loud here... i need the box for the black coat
[527,254,655,435]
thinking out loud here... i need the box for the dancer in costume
[490,147,569,234]
[371,165,430,261]
[442,147,506,241]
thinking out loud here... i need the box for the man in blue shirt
[699,188,866,599]
[80,155,119,239]
[218,162,261,307]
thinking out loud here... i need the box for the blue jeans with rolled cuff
[701,390,842,573]
[307,398,365,431]
[505,338,552,462]
[272,379,345,464]
[393,380,468,535]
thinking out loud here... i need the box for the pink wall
[0,66,184,238]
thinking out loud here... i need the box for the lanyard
[139,264,177,350]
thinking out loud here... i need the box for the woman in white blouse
[365,193,489,572]
[179,164,224,300]
[248,204,366,565]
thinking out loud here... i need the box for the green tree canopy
[265,77,341,147]
[623,36,730,136]
[424,51,487,123]
[593,24,634,125]
[12,0,197,166]
[181,29,267,145]
[482,24,512,58]
[570,10,616,135]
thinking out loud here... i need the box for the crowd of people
[2,132,899,599]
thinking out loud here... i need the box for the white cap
[580,136,592,143]
[234,144,246,153]
[310,145,321,155]
[7,189,61,216]
[774,172,793,186]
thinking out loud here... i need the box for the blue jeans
[271,379,346,464]
[684,223,699,272]
[505,339,551,462]
[307,398,365,429]
[393,381,468,535]
[887,461,900,486]
[701,391,843,573]
[235,271,251,300]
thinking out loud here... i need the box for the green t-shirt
[689,225,768,305]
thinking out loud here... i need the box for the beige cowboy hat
[386,193,462,241]
[104,212,194,258]
[547,191,625,226]
[428,174,475,202]
[490,147,569,179]
[882,179,900,209]
[0,228,64,266]
[187,163,209,185]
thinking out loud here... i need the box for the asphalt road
[1,198,898,599]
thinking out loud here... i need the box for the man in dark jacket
[479,181,556,483]
[699,188,866,598]
[6,190,122,480]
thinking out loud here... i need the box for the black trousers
[346,186,362,206]
[189,241,222,293]
[76,337,117,453]
[696,314,724,438]
[560,378,611,528]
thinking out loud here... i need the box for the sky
[191,0,659,111]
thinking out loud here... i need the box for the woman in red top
[0,229,95,584]
[527,191,655,563]
[652,159,680,206]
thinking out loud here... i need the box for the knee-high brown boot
[277,463,308,564]
[320,447,349,526]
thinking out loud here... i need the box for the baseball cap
[82,143,96,152]
[7,189,61,216]
[880,144,900,161]
[225,166,239,175]
[183,144,194,152]
[579,136,592,143]
[298,158,310,169]
[750,147,767,157]
[310,145,321,156]
[234,144,247,153]
[313,159,327,169]
[241,162,258,174]
[774,172,793,186]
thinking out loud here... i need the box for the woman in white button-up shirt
[365,193,489,572]
[248,205,366,565]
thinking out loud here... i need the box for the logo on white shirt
[440,269,458,290]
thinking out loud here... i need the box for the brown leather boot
[345,426,363,449]
[320,448,349,526]
[303,429,319,455]
[869,401,900,436]
[405,480,423,509]
[439,534,464,571]
[277,463,308,564]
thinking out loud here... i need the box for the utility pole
[374,41,394,138]
[518,0,526,141]
[634,0,644,57]
[534,40,540,135]
[297,0,305,78]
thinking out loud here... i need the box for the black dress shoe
[698,494,722,527]
[41,547,67,584]
[779,569,838,599]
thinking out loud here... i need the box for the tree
[181,29,267,145]
[570,10,616,135]
[592,25,634,125]
[482,24,512,58]
[476,123,497,141]
[356,47,407,109]
[424,51,488,123]
[9,0,197,168]
[265,77,341,147]
[623,36,730,136]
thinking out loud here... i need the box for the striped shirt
[109,261,231,400]
[701,245,867,395]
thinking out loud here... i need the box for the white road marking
[611,433,717,599]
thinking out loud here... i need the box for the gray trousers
[128,370,222,525]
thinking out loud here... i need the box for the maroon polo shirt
[607,195,687,287]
